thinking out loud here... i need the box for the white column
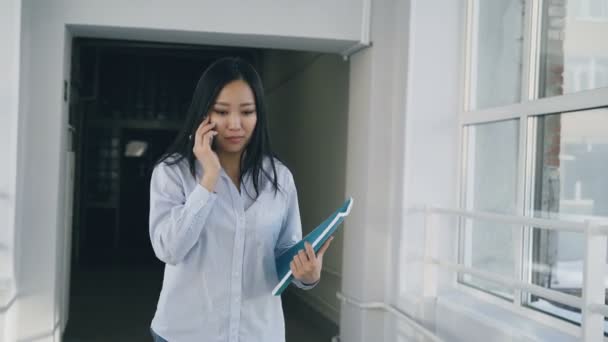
[0,0,22,341]
[339,0,411,341]
[0,0,21,281]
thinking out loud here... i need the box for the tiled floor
[63,264,337,342]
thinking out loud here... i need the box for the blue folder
[272,197,354,296]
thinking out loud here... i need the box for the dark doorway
[63,37,337,342]
[64,38,258,341]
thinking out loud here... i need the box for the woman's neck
[218,151,242,191]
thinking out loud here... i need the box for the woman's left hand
[290,236,334,285]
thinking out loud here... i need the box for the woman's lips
[225,136,244,144]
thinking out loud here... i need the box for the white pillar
[339,0,411,341]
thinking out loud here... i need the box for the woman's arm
[275,172,319,289]
[149,162,217,265]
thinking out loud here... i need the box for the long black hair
[157,57,281,200]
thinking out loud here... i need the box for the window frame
[457,0,608,335]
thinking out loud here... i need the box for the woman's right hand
[193,116,221,192]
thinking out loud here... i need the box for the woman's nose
[227,113,241,129]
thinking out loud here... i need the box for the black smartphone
[210,121,218,151]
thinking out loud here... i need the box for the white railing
[0,277,14,313]
[0,277,15,342]
[336,291,443,342]
[414,205,608,342]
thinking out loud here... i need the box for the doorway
[63,38,341,342]
[64,38,258,341]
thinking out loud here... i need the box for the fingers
[195,117,216,145]
[317,236,334,257]
[304,242,316,262]
[292,245,323,282]
[295,252,306,269]
[193,116,217,154]
[290,261,299,276]
[290,251,310,276]
[194,116,208,139]
[202,130,218,151]
[290,258,304,277]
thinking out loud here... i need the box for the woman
[149,57,333,342]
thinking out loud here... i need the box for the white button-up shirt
[149,155,315,342]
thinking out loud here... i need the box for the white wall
[64,0,367,55]
[11,1,369,340]
[391,0,492,336]
[262,51,350,324]
[0,0,21,340]
[396,0,463,309]
[0,0,21,282]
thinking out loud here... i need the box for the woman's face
[207,80,258,154]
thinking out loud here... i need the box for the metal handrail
[409,205,608,234]
[588,303,608,317]
[426,258,583,309]
[336,291,443,342]
[0,284,17,314]
[416,205,608,341]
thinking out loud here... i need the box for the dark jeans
[151,328,168,342]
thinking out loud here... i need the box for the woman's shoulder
[153,153,191,178]
[264,156,295,189]
[263,156,287,174]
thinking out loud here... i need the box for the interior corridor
[58,38,348,342]
[63,265,338,342]
[10,0,608,341]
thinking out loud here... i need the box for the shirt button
[233,271,239,277]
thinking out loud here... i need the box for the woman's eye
[215,109,228,115]
[243,110,255,115]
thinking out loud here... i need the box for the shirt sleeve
[149,161,217,265]
[275,170,318,290]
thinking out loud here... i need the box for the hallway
[6,0,608,341]
[63,265,338,341]
[56,36,347,342]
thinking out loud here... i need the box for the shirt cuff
[292,278,319,290]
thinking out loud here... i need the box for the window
[469,0,525,109]
[527,108,608,325]
[461,120,519,299]
[576,0,608,21]
[540,0,608,97]
[461,0,608,331]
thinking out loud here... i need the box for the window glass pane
[575,0,608,20]
[471,0,525,109]
[527,108,608,327]
[462,119,520,298]
[539,1,608,97]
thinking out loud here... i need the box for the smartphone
[210,120,218,151]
